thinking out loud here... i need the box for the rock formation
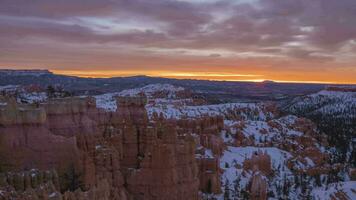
[243,150,272,176]
[0,96,203,200]
[249,173,267,200]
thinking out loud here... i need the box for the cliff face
[0,100,80,175]
[173,116,224,194]
[115,97,200,200]
[0,96,201,200]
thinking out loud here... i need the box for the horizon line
[1,68,355,85]
[51,70,356,85]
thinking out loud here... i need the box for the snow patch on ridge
[118,83,184,98]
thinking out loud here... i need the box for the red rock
[249,173,267,200]
[243,150,272,176]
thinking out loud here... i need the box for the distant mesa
[261,80,276,84]
[326,86,356,92]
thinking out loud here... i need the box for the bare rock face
[0,169,116,200]
[249,173,267,200]
[0,97,129,200]
[115,97,200,200]
[197,158,221,194]
[0,101,80,175]
[200,134,224,156]
[243,150,272,176]
[125,134,200,200]
[173,116,224,195]
[0,95,209,200]
[350,168,356,181]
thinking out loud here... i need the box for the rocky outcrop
[0,97,129,200]
[0,101,79,174]
[197,158,221,194]
[0,169,117,200]
[350,168,356,181]
[1,95,232,199]
[249,173,267,200]
[243,150,272,176]
[115,97,200,200]
[172,116,224,194]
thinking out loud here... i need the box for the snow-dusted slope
[312,181,356,200]
[17,92,47,104]
[146,102,273,120]
[118,83,184,98]
[0,85,19,92]
[95,84,186,111]
[283,88,356,167]
[95,93,118,111]
[285,89,356,118]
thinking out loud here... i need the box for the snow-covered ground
[312,181,356,200]
[17,92,47,104]
[95,92,119,111]
[146,102,272,120]
[118,83,184,98]
[286,89,356,117]
[0,85,19,92]
[94,83,187,111]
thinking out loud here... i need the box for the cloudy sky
[1,0,356,83]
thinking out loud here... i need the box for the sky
[0,0,356,83]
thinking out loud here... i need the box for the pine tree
[46,85,56,98]
[224,179,231,200]
[314,174,321,187]
[232,173,241,199]
[61,164,83,192]
[206,179,212,194]
[241,189,249,200]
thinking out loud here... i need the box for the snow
[221,146,292,170]
[95,92,119,111]
[312,181,356,200]
[48,192,57,198]
[287,89,356,117]
[94,84,186,111]
[214,145,297,200]
[305,157,315,167]
[241,120,278,144]
[18,92,47,103]
[118,83,184,98]
[147,102,271,120]
[0,85,19,91]
[221,130,234,144]
[204,149,214,158]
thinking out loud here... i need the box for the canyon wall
[0,96,206,200]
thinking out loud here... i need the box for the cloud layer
[0,0,355,83]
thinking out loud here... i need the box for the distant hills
[0,69,349,102]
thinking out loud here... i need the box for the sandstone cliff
[0,96,203,200]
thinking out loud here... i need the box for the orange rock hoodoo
[249,173,268,200]
[243,150,272,176]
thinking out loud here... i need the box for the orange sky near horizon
[50,69,356,84]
